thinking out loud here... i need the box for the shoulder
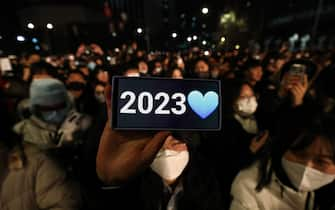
[230,162,260,209]
[232,162,259,191]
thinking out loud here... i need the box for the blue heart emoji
[187,90,219,119]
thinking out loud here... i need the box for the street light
[137,27,143,34]
[220,36,226,43]
[17,35,25,42]
[235,44,240,50]
[202,40,207,45]
[172,32,178,38]
[193,35,198,41]
[32,38,38,43]
[27,23,35,29]
[187,37,192,42]
[46,23,54,30]
[201,7,209,15]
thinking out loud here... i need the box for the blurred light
[32,38,38,43]
[68,55,75,60]
[180,13,185,19]
[0,35,2,40]
[137,27,143,34]
[46,23,54,30]
[106,56,112,61]
[202,24,207,29]
[291,33,299,41]
[115,48,120,53]
[201,7,209,15]
[193,35,198,40]
[204,50,210,56]
[27,23,35,29]
[192,17,197,22]
[220,16,227,24]
[187,37,192,42]
[301,34,311,42]
[172,32,178,38]
[235,44,240,50]
[34,45,40,51]
[246,1,252,7]
[17,35,25,42]
[202,40,207,45]
[211,44,216,49]
[220,36,226,43]
[112,32,117,37]
[220,12,236,24]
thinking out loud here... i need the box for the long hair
[222,79,253,121]
[139,144,223,210]
[256,106,335,191]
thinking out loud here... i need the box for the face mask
[236,96,258,117]
[211,71,220,79]
[95,93,106,103]
[67,82,86,91]
[126,73,140,77]
[139,68,148,74]
[154,67,162,73]
[150,149,189,181]
[87,62,96,71]
[281,157,335,192]
[41,108,68,125]
[197,72,210,79]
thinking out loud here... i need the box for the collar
[30,115,58,131]
[234,113,259,134]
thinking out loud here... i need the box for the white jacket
[230,162,315,210]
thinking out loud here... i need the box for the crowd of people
[0,40,335,210]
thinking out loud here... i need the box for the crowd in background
[1,40,335,210]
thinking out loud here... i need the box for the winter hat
[30,78,68,108]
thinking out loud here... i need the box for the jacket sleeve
[35,157,82,210]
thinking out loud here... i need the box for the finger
[303,74,308,88]
[295,84,305,95]
[151,131,171,144]
[105,85,112,121]
[142,131,172,161]
[289,86,298,95]
[171,143,188,151]
[258,130,269,144]
[250,131,269,153]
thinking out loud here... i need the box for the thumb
[303,74,308,88]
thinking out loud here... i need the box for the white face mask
[281,157,335,192]
[40,108,68,125]
[95,93,106,103]
[236,96,258,117]
[150,149,189,181]
[126,73,140,77]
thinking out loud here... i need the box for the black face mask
[67,82,86,91]
[197,72,210,79]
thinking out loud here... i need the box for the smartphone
[111,76,222,131]
[288,64,306,84]
[0,57,13,72]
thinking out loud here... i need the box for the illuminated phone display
[112,77,222,130]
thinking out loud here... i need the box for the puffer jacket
[0,144,82,210]
[13,111,91,149]
[230,161,315,210]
